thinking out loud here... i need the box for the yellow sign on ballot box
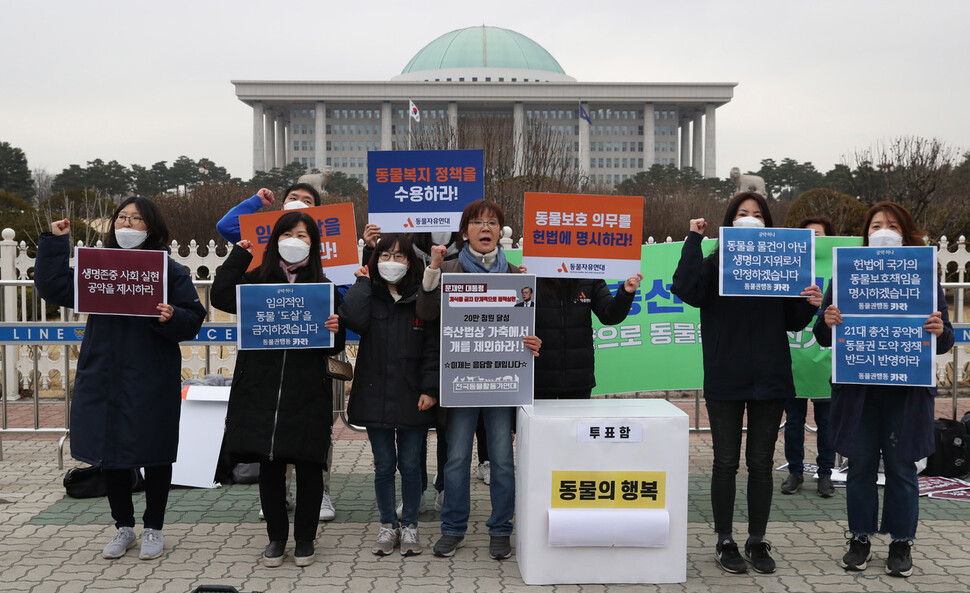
[551,471,666,509]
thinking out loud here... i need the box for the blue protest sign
[718,227,814,297]
[235,284,334,350]
[832,316,935,386]
[833,246,937,316]
[367,149,484,232]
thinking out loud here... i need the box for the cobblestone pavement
[2,401,970,592]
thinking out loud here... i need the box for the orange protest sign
[522,193,643,279]
[238,203,359,284]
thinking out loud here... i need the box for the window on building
[326,157,332,166]
[301,157,307,165]
[294,141,299,151]
[670,142,676,152]
[310,141,315,151]
[638,159,643,168]
[638,142,643,151]
[310,158,315,168]
[655,142,660,152]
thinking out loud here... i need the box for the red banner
[73,247,168,317]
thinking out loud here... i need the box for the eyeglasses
[379,251,408,262]
[470,219,499,228]
[116,215,144,225]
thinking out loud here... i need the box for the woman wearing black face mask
[671,192,822,575]
[339,233,439,557]
[211,211,345,568]
[34,197,206,562]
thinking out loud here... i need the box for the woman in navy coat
[34,197,206,561]
[813,201,954,578]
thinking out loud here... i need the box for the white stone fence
[2,227,970,401]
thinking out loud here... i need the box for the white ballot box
[516,399,689,584]
[171,386,231,489]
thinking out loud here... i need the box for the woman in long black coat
[34,197,206,561]
[671,192,821,575]
[211,210,344,568]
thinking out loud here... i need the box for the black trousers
[103,464,172,531]
[705,398,785,538]
[260,459,324,542]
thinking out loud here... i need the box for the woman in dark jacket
[211,211,344,568]
[812,201,954,578]
[340,234,439,557]
[671,192,821,575]
[533,277,640,399]
[34,197,206,561]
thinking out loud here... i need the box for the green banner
[508,236,862,396]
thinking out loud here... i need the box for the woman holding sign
[671,192,822,575]
[813,201,953,578]
[34,197,206,561]
[211,210,344,568]
[416,199,541,561]
[339,234,439,557]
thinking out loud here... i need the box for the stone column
[316,101,326,172]
[253,102,265,174]
[265,109,276,170]
[275,114,286,169]
[642,103,655,170]
[513,102,525,176]
[578,102,591,181]
[447,101,458,149]
[705,104,717,178]
[679,122,690,170]
[380,102,392,150]
[692,114,703,173]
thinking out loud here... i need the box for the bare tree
[32,168,54,203]
[33,189,114,247]
[843,136,956,222]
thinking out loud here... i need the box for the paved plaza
[2,398,970,593]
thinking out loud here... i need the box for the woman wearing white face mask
[671,192,822,575]
[211,211,344,568]
[35,197,206,561]
[813,201,953,578]
[338,234,439,557]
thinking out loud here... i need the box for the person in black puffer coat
[671,192,821,575]
[340,233,439,557]
[211,211,345,569]
[533,276,640,399]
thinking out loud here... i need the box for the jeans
[706,398,785,538]
[846,388,919,541]
[104,464,172,530]
[367,427,428,528]
[784,398,835,476]
[434,414,489,492]
[440,407,514,537]
[260,459,324,542]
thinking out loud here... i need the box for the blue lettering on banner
[834,246,936,316]
[237,284,334,350]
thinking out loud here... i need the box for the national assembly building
[232,26,736,186]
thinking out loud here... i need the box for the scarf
[458,244,508,274]
[279,257,309,283]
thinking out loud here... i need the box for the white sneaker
[477,461,491,485]
[139,528,164,560]
[319,491,336,521]
[435,490,444,512]
[102,526,136,559]
[372,524,400,556]
[396,496,427,520]
[400,524,422,556]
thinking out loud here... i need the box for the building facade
[233,26,735,185]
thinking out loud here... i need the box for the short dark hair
[458,200,505,246]
[367,233,423,292]
[282,183,321,206]
[105,197,170,251]
[798,216,837,237]
[253,211,324,283]
[861,201,924,247]
[721,192,773,228]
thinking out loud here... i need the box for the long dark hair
[105,197,170,251]
[861,201,924,247]
[367,233,423,294]
[253,211,325,283]
[721,192,773,228]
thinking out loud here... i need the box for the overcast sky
[3,0,968,182]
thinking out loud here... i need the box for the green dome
[398,26,569,79]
